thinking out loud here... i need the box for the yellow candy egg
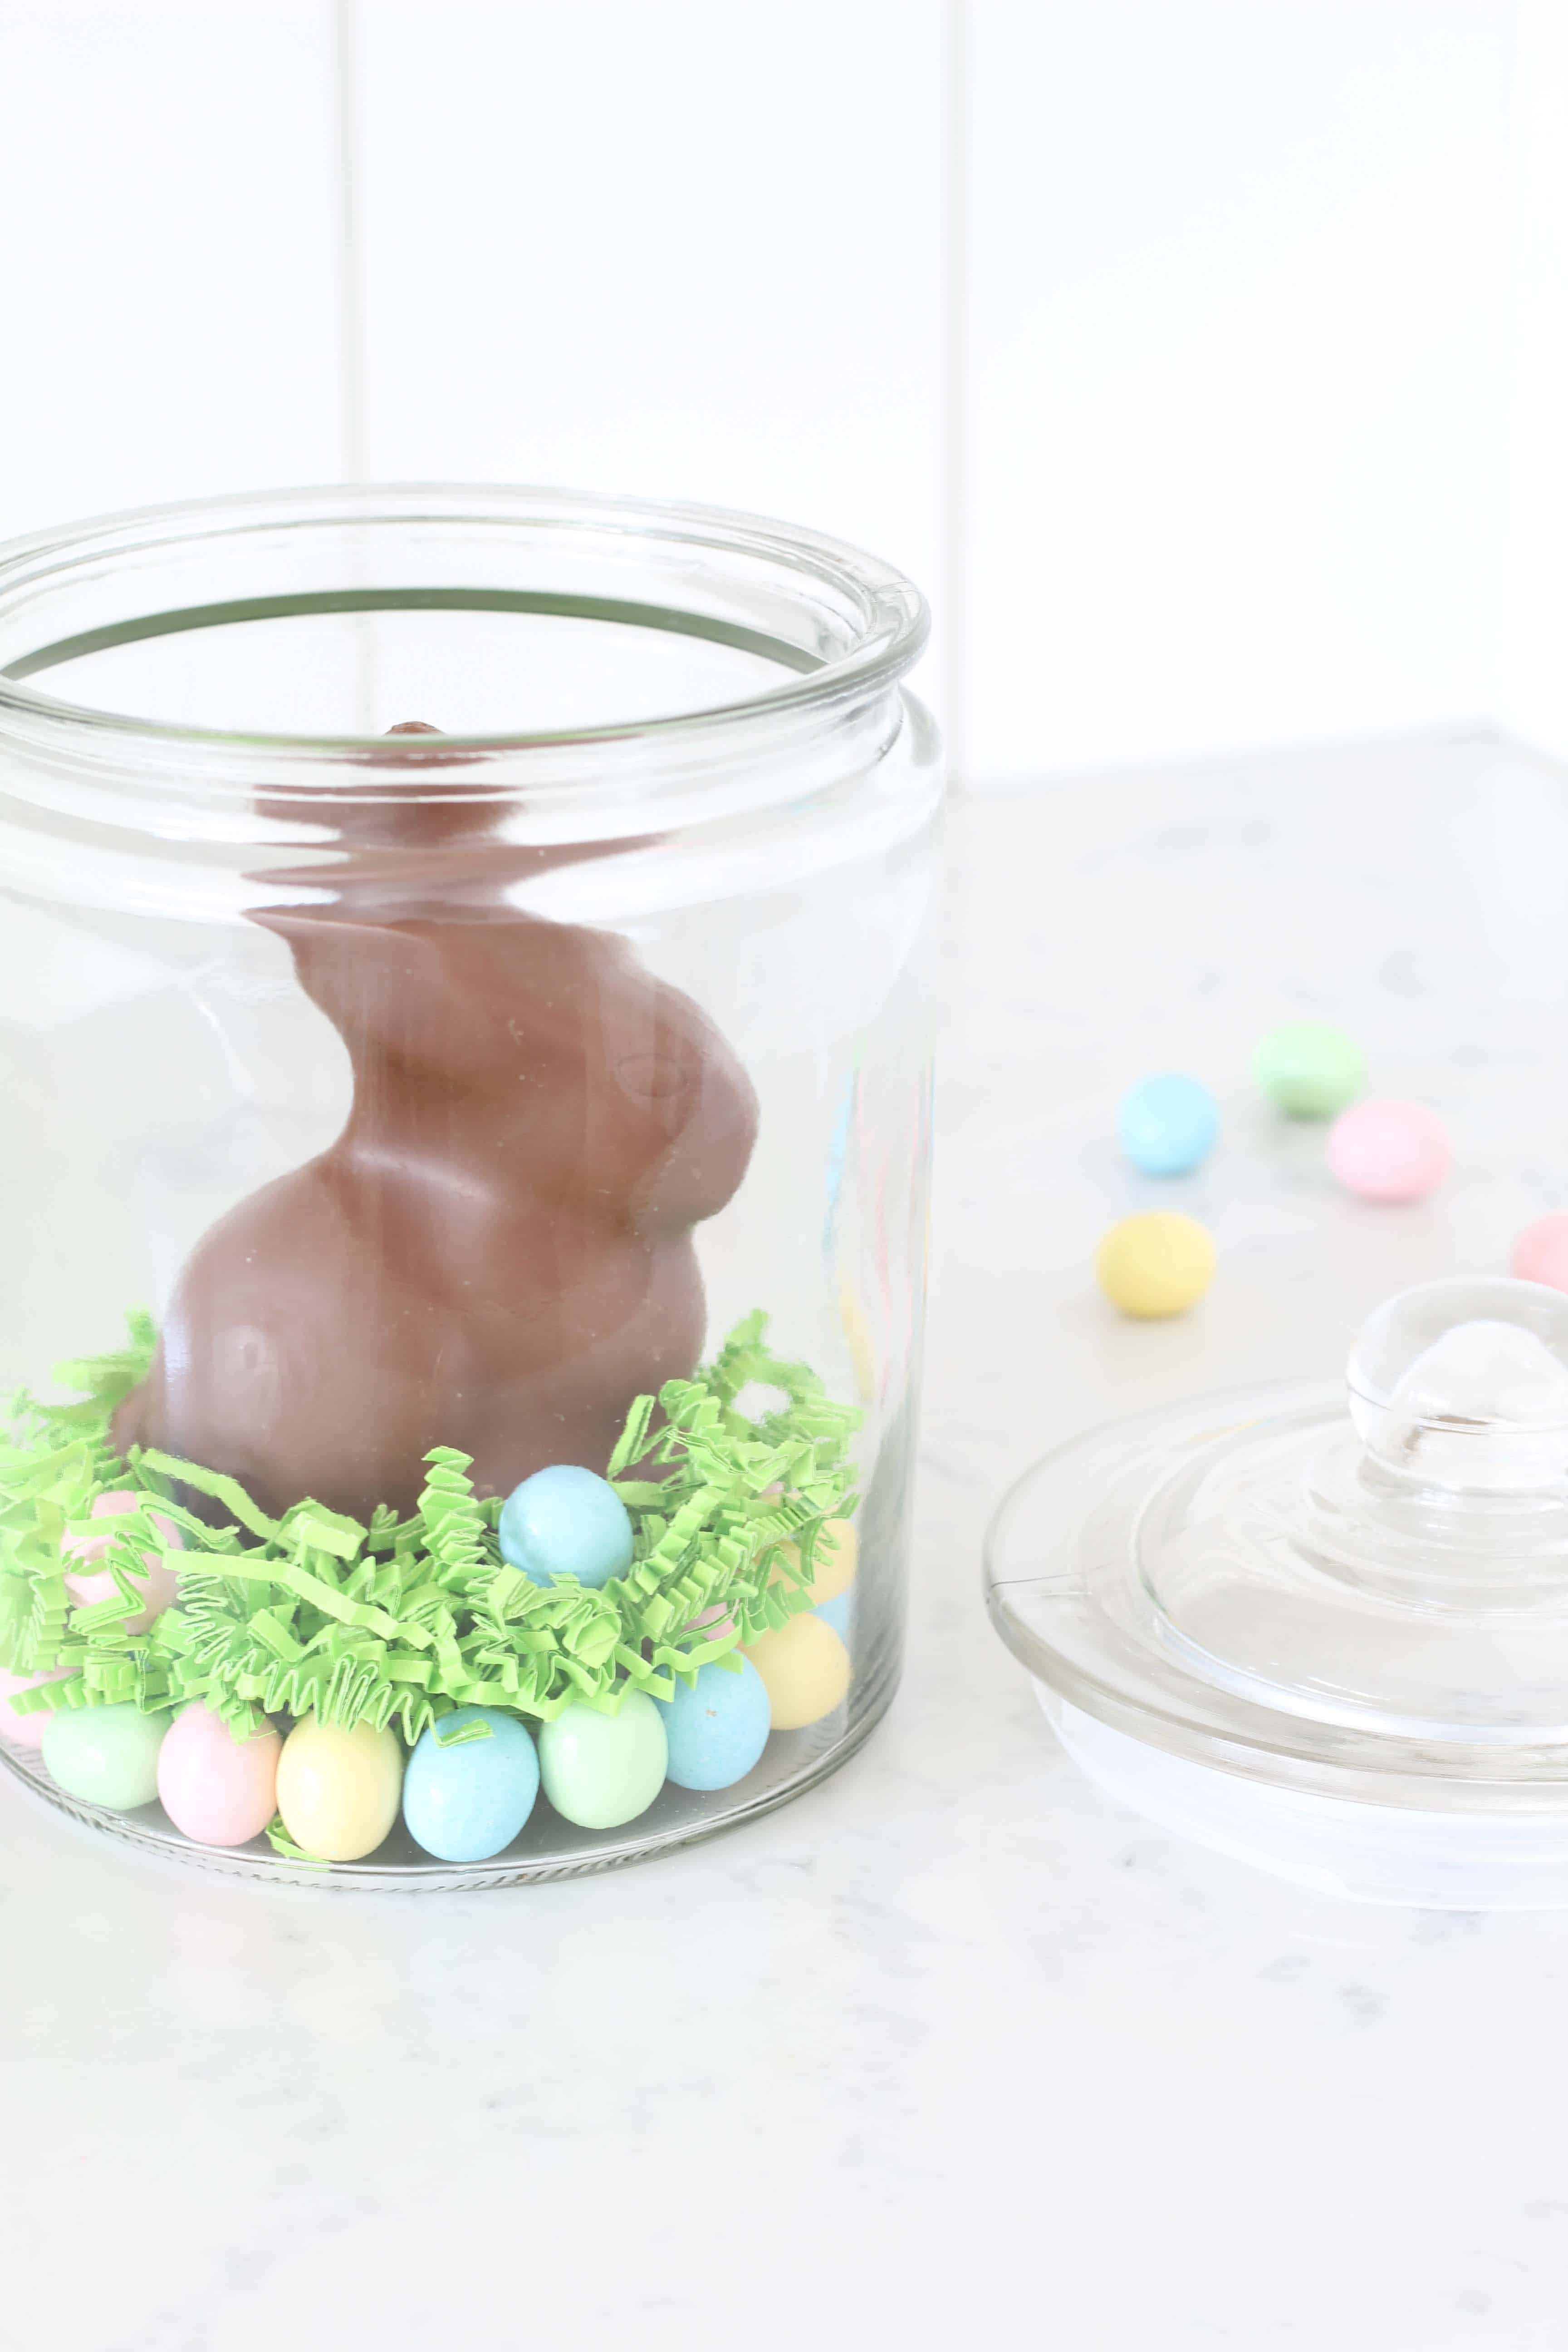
[772,1517,858,1605]
[743,1613,851,1730]
[803,1518,858,1604]
[1095,1210,1215,1318]
[275,1715,403,1862]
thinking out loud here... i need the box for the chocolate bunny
[115,727,758,1518]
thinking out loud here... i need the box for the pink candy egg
[64,1489,183,1634]
[684,1602,735,1645]
[1327,1099,1450,1204]
[1513,1215,1568,1294]
[157,1700,281,1847]
[0,1664,72,1750]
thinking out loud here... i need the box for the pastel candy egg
[538,1690,667,1828]
[402,1705,539,1862]
[814,1588,854,1642]
[772,1517,858,1607]
[157,1701,281,1847]
[498,1465,634,1589]
[42,1702,172,1809]
[275,1715,403,1862]
[1095,1210,1215,1318]
[683,1601,736,1646]
[1328,1099,1450,1204]
[1513,1215,1568,1293]
[0,1664,72,1750]
[742,1614,851,1730]
[1254,1022,1366,1118]
[64,1490,182,1634]
[655,1657,772,1791]
[1116,1073,1219,1176]
[803,1518,858,1605]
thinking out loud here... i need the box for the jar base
[0,1652,898,1891]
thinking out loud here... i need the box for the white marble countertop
[8,730,1568,2350]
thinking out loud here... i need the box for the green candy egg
[538,1690,668,1829]
[42,1702,173,1810]
[1253,1021,1365,1119]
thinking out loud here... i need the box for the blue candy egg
[402,1705,539,1862]
[655,1656,772,1792]
[1116,1073,1219,1177]
[813,1588,854,1642]
[498,1464,634,1588]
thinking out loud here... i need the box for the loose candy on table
[157,1701,281,1848]
[42,1702,172,1810]
[497,1464,635,1589]
[1116,1073,1219,1176]
[1511,1215,1568,1294]
[1095,1210,1216,1319]
[538,1690,668,1828]
[742,1613,852,1731]
[275,1715,403,1862]
[1327,1099,1450,1204]
[656,1656,772,1792]
[1253,1022,1366,1119]
[402,1705,540,1862]
[63,1489,183,1634]
[0,1664,72,1750]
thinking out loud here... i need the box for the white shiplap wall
[1498,0,1568,765]
[0,0,1559,783]
[964,0,1518,780]
[353,0,943,626]
[0,0,343,531]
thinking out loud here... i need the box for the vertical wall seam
[941,0,970,789]
[332,0,367,487]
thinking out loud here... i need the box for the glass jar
[0,485,940,1887]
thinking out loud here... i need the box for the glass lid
[985,1279,1568,1813]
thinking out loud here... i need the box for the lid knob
[1348,1277,1568,1494]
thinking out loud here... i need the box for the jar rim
[0,482,929,764]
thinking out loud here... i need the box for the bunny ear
[249,716,670,905]
[249,812,662,919]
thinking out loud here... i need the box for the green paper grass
[0,1310,858,1748]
